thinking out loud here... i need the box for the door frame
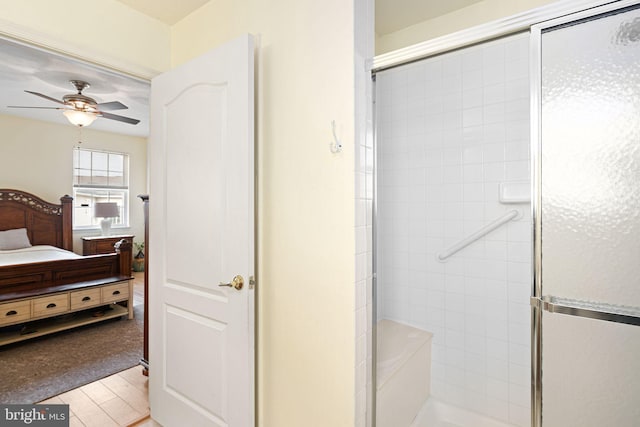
[0,21,261,426]
[368,0,631,426]
[0,17,159,81]
[371,0,621,74]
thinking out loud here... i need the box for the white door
[148,34,255,427]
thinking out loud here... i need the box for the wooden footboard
[0,239,132,301]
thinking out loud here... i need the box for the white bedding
[0,245,81,267]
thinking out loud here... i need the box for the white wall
[171,1,358,426]
[376,0,556,54]
[376,33,531,426]
[0,114,147,254]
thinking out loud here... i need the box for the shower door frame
[530,1,640,426]
[368,1,632,426]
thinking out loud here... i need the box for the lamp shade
[94,202,119,218]
[63,109,98,127]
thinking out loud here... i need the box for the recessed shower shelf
[499,181,530,204]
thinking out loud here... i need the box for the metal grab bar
[437,209,520,261]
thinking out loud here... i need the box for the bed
[0,189,133,345]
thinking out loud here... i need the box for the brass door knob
[218,275,244,291]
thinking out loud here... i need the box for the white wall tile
[505,78,529,101]
[375,32,531,426]
[446,364,466,386]
[484,103,505,124]
[509,383,530,408]
[509,403,531,427]
[463,87,483,109]
[446,347,466,369]
[486,396,510,421]
[505,141,529,161]
[463,69,483,90]
[486,279,508,301]
[506,58,529,81]
[483,64,506,87]
[509,342,530,367]
[465,371,487,394]
[443,165,463,183]
[443,91,463,112]
[463,107,483,128]
[463,48,484,70]
[487,357,510,382]
[484,42,506,66]
[506,160,530,181]
[484,123,506,144]
[509,362,530,387]
[442,54,462,77]
[487,338,509,361]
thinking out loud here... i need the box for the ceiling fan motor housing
[64,80,97,111]
[63,93,97,110]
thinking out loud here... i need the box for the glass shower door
[532,2,640,426]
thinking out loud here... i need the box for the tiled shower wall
[375,33,532,426]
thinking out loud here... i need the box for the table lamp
[94,202,119,236]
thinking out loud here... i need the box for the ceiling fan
[8,80,140,127]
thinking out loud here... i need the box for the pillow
[0,228,32,250]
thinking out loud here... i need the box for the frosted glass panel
[542,313,640,427]
[541,6,640,307]
[539,6,640,427]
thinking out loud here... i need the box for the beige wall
[0,114,148,254]
[172,1,357,425]
[376,0,557,54]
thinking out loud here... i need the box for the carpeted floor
[0,303,143,404]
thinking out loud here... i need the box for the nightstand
[82,234,135,256]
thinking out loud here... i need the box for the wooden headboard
[0,189,73,251]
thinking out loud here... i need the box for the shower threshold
[411,398,515,427]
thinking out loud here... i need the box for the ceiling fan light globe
[63,109,97,127]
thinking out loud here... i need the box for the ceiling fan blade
[97,101,128,111]
[100,111,140,125]
[7,106,64,110]
[25,90,66,105]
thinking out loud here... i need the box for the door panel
[149,34,255,427]
[542,313,640,426]
[165,84,228,287]
[540,4,640,308]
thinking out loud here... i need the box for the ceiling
[0,37,150,138]
[114,0,210,25]
[0,1,483,138]
[376,0,485,35]
[113,0,485,31]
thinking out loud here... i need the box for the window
[73,148,129,229]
